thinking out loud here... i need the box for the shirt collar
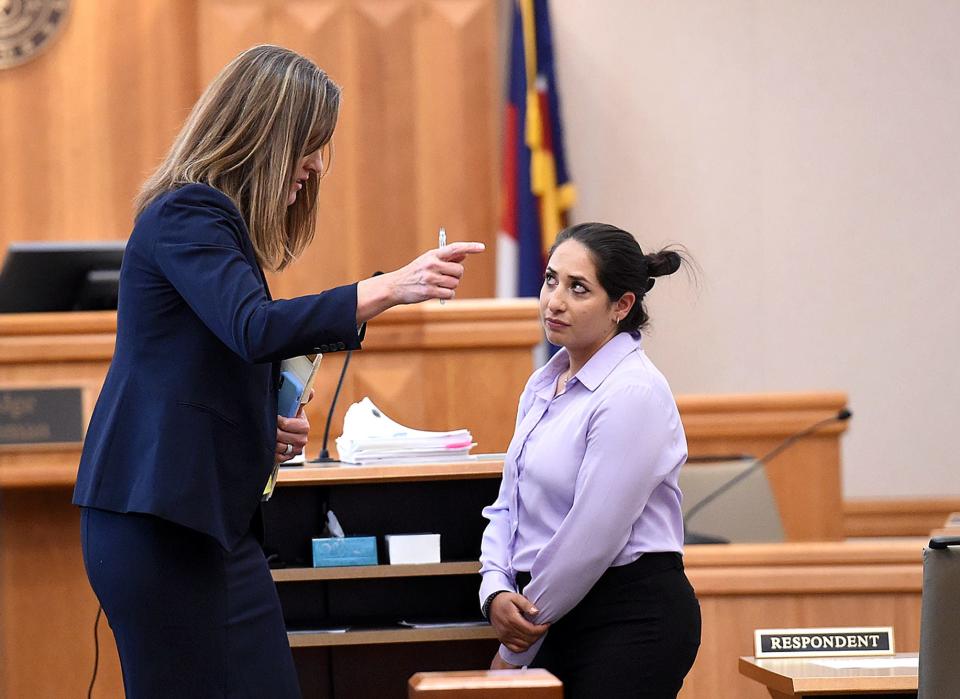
[575,331,642,391]
[532,331,642,395]
[532,346,572,394]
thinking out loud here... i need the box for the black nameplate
[755,626,895,658]
[0,388,84,446]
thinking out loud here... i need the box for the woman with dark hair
[74,45,483,698]
[479,223,700,698]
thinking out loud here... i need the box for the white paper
[809,657,918,670]
[386,534,440,564]
[288,627,350,634]
[336,397,474,464]
[399,620,489,629]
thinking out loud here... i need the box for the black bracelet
[482,590,507,619]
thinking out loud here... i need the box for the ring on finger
[283,443,293,456]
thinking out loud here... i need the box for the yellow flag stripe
[520,0,537,87]
[518,0,576,256]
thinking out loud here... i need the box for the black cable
[88,604,102,699]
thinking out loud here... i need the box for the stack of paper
[336,397,475,464]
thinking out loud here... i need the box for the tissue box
[312,536,378,567]
[385,534,441,564]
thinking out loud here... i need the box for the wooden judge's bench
[0,299,920,699]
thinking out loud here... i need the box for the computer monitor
[0,241,126,313]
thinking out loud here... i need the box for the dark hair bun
[548,223,693,333]
[646,250,682,278]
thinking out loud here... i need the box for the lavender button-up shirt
[478,331,687,666]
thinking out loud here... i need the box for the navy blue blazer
[74,184,362,549]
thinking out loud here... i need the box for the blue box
[312,536,378,567]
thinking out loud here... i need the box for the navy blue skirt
[80,507,300,698]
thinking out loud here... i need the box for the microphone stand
[312,348,352,463]
[683,408,852,545]
[311,272,383,463]
[311,301,377,464]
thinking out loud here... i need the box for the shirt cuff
[499,635,546,667]
[479,570,515,612]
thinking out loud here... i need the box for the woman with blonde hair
[74,44,483,698]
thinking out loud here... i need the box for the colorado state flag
[496,0,576,298]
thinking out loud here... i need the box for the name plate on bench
[754,626,895,658]
[0,388,84,446]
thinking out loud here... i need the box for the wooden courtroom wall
[0,0,499,299]
[0,3,498,695]
[0,1,198,243]
[198,0,500,298]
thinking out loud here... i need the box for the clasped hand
[488,592,549,669]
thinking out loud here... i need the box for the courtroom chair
[679,456,785,544]
[918,535,960,699]
[408,669,562,698]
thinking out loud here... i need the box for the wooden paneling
[0,309,917,699]
[0,309,851,541]
[0,489,124,699]
[0,0,198,248]
[0,301,538,697]
[844,497,960,538]
[197,0,500,298]
[0,501,925,698]
[679,392,849,542]
[1,0,497,300]
[0,301,539,486]
[681,540,924,698]
[0,305,861,698]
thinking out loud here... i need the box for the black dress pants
[80,507,300,698]
[517,552,701,699]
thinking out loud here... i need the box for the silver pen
[438,226,446,304]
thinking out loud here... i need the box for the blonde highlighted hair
[136,45,341,271]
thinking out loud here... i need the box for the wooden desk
[270,471,923,697]
[739,653,918,697]
[681,541,923,698]
[409,669,562,697]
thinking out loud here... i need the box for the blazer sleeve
[152,193,361,364]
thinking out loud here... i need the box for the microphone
[311,346,354,463]
[311,271,383,463]
[683,408,853,544]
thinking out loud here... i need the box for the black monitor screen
[0,241,126,313]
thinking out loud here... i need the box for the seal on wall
[0,0,71,70]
